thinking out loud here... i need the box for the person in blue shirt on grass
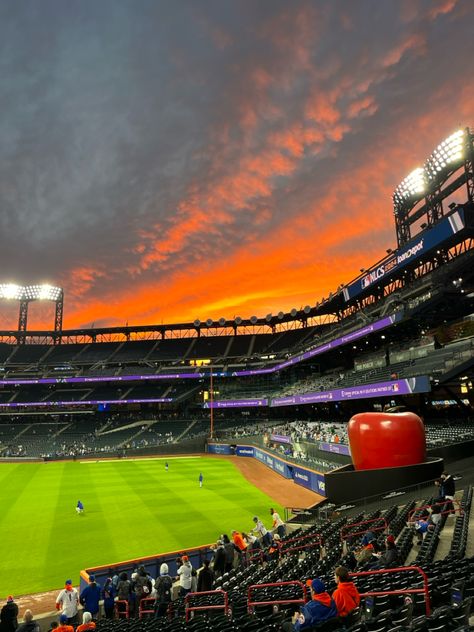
[199,473,203,488]
[76,501,84,515]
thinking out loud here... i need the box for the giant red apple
[348,412,426,471]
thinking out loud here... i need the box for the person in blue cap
[199,473,203,488]
[76,501,84,515]
[282,578,337,631]
[80,576,101,619]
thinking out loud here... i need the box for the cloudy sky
[0,0,473,330]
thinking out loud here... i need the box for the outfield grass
[0,456,283,597]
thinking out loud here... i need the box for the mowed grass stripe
[2,462,64,589]
[0,458,283,597]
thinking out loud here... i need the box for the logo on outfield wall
[295,472,309,482]
[237,448,254,456]
[275,462,285,474]
[317,480,326,493]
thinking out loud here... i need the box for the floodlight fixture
[0,284,22,300]
[218,317,226,326]
[0,283,64,336]
[250,315,258,324]
[425,129,465,182]
[277,311,285,319]
[265,313,272,322]
[303,305,311,314]
[194,319,201,327]
[0,283,63,302]
[393,167,426,206]
[234,316,242,325]
[290,308,298,317]
[205,318,213,327]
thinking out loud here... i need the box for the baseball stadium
[1,4,474,632]
[0,125,473,631]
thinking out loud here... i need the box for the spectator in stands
[222,534,236,572]
[413,518,431,544]
[252,516,272,546]
[177,555,193,597]
[231,530,248,565]
[0,596,18,632]
[80,575,101,619]
[76,612,95,632]
[197,559,214,592]
[439,471,456,514]
[245,533,262,557]
[116,571,131,617]
[154,564,173,618]
[47,621,58,632]
[282,578,337,631]
[14,611,39,632]
[430,504,443,526]
[55,580,79,624]
[355,532,377,567]
[101,578,116,619]
[355,542,376,567]
[132,566,152,610]
[377,535,400,568]
[332,566,360,618]
[270,508,286,538]
[55,614,73,632]
[211,540,226,577]
[267,534,281,561]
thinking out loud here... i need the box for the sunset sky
[0,0,473,330]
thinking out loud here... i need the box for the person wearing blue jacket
[101,578,116,619]
[80,576,101,619]
[283,578,338,631]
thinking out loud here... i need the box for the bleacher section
[76,484,474,632]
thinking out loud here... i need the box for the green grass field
[0,456,282,597]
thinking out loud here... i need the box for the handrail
[280,536,322,557]
[139,597,156,619]
[350,565,431,616]
[247,550,265,565]
[280,531,322,547]
[340,517,388,541]
[247,580,307,613]
[184,590,229,622]
[407,499,464,522]
[114,599,129,619]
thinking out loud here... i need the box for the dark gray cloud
[0,0,472,327]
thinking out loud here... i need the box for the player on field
[199,472,203,488]
[76,500,84,514]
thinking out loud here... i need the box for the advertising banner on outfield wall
[291,466,326,495]
[207,443,326,496]
[235,446,255,457]
[207,443,232,455]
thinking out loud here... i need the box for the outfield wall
[207,442,327,496]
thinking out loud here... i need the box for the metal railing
[350,565,431,616]
[184,590,229,622]
[340,517,389,542]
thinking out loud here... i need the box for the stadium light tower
[393,127,474,247]
[0,284,64,339]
